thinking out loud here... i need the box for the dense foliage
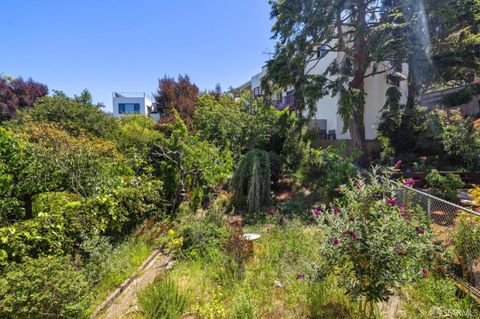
[154,75,199,128]
[425,169,464,201]
[379,108,480,171]
[297,145,358,200]
[152,111,232,214]
[315,168,432,315]
[230,149,272,215]
[0,256,90,319]
[28,95,119,138]
[0,77,48,121]
[138,278,187,319]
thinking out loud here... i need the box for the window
[253,87,261,97]
[119,103,140,114]
[317,44,328,59]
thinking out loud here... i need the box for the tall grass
[85,237,154,316]
[166,220,353,318]
[138,278,187,319]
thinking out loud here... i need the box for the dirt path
[93,251,173,319]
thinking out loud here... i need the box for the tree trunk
[348,105,368,165]
[405,62,416,114]
[348,0,369,165]
[22,195,33,220]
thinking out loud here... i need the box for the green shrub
[176,219,229,259]
[315,168,432,316]
[0,212,66,264]
[455,213,480,285]
[440,111,480,171]
[29,95,119,138]
[229,293,256,319]
[152,110,233,214]
[138,277,187,319]
[205,192,232,226]
[230,149,271,215]
[297,145,358,200]
[401,275,476,319]
[442,88,473,107]
[0,256,90,319]
[79,232,113,285]
[425,169,464,201]
[276,197,311,222]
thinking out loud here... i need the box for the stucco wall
[112,95,152,117]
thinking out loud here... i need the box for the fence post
[427,198,432,222]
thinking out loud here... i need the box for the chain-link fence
[397,184,480,294]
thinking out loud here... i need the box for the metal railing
[394,180,480,295]
[361,169,480,295]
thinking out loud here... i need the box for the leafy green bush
[315,168,432,316]
[297,145,358,200]
[152,110,232,214]
[401,275,476,319]
[276,197,311,222]
[442,88,473,107]
[455,213,480,285]
[138,277,187,319]
[0,256,90,319]
[205,192,232,226]
[230,149,271,215]
[440,111,480,171]
[176,219,229,259]
[79,232,113,284]
[425,169,464,201]
[229,293,256,319]
[28,95,119,138]
[0,212,66,264]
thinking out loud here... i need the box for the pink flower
[333,207,340,215]
[416,226,425,234]
[403,179,416,186]
[333,238,339,246]
[400,212,410,219]
[312,209,322,216]
[342,230,358,239]
[421,268,429,278]
[296,274,304,280]
[399,205,407,211]
[394,160,402,170]
[386,199,398,205]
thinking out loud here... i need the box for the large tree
[264,1,404,162]
[0,77,48,121]
[378,0,480,157]
[154,75,199,128]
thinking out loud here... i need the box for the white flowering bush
[313,167,432,315]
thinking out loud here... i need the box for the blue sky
[0,1,274,112]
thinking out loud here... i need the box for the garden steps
[91,248,174,319]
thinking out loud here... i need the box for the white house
[112,92,160,120]
[242,49,409,141]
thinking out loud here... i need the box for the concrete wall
[421,86,480,116]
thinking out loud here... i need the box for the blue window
[119,103,140,114]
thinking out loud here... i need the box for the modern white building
[112,92,160,120]
[242,49,408,141]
